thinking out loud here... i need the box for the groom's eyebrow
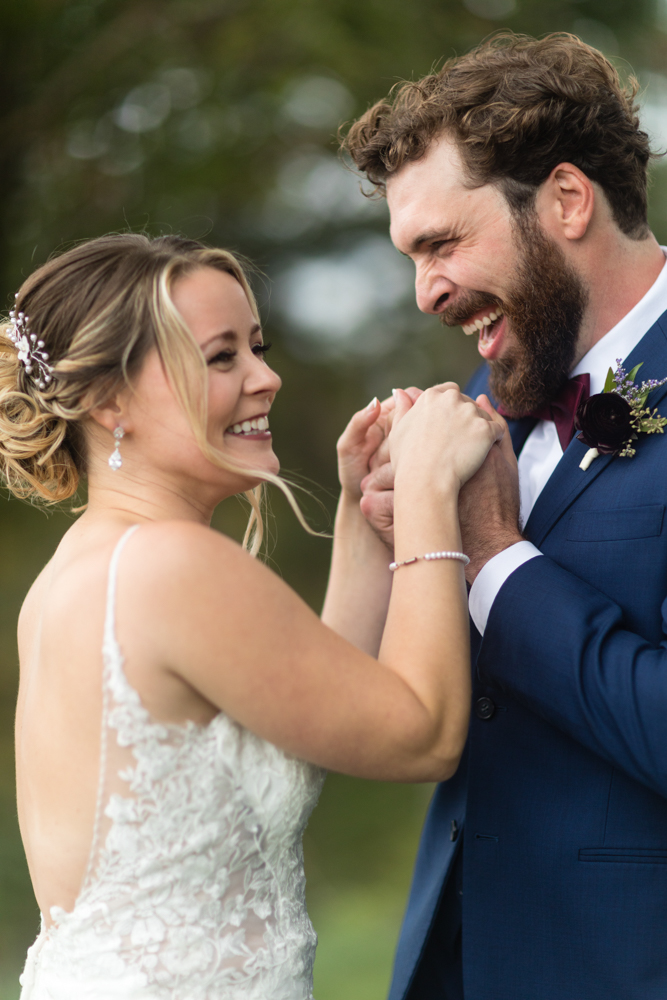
[403,227,460,254]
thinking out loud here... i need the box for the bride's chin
[220,457,281,493]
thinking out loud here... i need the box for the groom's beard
[441,214,589,416]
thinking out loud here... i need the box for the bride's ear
[88,391,132,436]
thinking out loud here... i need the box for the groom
[343,32,667,1000]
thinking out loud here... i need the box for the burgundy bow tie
[499,373,590,452]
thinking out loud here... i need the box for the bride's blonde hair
[0,233,306,554]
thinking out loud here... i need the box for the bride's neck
[84,470,217,526]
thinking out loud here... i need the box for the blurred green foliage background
[2,0,667,996]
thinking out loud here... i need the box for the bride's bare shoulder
[118,521,280,667]
[123,521,265,598]
[133,520,249,565]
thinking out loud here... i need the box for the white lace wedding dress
[20,526,326,1000]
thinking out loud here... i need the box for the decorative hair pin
[7,297,54,390]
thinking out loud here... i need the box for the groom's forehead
[386,136,500,251]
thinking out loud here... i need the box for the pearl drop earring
[108,426,125,471]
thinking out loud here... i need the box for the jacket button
[475,696,495,720]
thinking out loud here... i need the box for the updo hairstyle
[0,233,293,553]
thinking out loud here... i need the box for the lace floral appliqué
[20,526,325,1000]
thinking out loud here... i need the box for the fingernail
[366,396,379,411]
[392,388,399,401]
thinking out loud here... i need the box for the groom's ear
[536,162,595,242]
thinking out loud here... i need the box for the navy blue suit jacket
[388,309,667,1000]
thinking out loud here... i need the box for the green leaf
[627,363,644,384]
[603,367,616,393]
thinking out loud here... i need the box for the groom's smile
[459,305,506,360]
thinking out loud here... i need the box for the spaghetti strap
[79,524,141,898]
[103,525,140,650]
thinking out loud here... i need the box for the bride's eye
[208,349,236,366]
[252,342,272,359]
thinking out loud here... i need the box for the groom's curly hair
[341,32,653,238]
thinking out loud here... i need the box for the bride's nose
[246,356,282,397]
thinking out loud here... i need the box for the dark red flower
[575,392,633,454]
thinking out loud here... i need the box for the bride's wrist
[335,490,375,534]
[393,494,461,551]
[394,467,461,503]
[337,488,365,516]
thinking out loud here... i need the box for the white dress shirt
[469,248,667,634]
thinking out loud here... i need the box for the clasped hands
[344,384,524,585]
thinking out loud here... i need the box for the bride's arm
[320,494,393,656]
[321,397,393,656]
[130,388,505,783]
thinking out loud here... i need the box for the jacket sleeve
[479,555,667,799]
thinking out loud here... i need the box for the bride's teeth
[228,416,270,434]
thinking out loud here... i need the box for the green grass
[311,887,406,1000]
[0,973,20,1000]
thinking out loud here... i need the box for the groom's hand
[360,461,395,551]
[459,394,523,585]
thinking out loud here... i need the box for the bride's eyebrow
[201,331,238,349]
[202,324,262,350]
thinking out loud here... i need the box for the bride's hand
[336,397,387,501]
[388,384,504,495]
[337,388,424,502]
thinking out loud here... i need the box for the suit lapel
[509,416,538,456]
[524,311,667,547]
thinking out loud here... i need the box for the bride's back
[16,522,225,923]
[16,524,325,1000]
[16,531,112,922]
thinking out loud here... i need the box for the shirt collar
[571,247,667,395]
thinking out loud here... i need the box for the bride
[1,233,506,999]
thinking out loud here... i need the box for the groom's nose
[415,265,455,315]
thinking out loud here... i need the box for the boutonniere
[577,360,667,471]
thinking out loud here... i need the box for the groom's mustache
[440,291,504,329]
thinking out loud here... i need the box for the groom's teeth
[462,309,503,336]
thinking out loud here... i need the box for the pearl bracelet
[389,550,470,572]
